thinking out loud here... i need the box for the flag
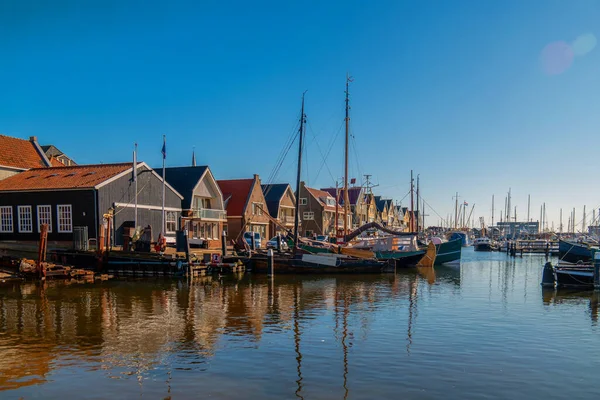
[464,201,468,206]
[161,136,166,159]
[350,178,356,184]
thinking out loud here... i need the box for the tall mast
[583,205,587,233]
[527,194,530,223]
[454,192,458,229]
[560,208,563,233]
[491,194,494,227]
[410,171,414,231]
[343,74,351,236]
[133,143,138,229]
[416,174,420,233]
[293,93,306,252]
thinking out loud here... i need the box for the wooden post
[276,232,282,253]
[594,251,600,289]
[221,230,227,258]
[37,224,48,280]
[267,248,274,276]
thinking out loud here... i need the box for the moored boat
[541,261,594,288]
[558,239,596,264]
[473,237,492,252]
[434,238,462,265]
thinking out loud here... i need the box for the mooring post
[37,224,48,280]
[276,233,282,253]
[221,230,227,258]
[250,233,256,251]
[267,248,274,276]
[506,241,510,255]
[594,251,600,289]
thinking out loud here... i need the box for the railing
[192,208,227,220]
[280,215,295,223]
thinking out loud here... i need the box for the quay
[506,239,558,257]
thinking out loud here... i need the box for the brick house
[297,181,351,237]
[261,183,296,236]
[0,134,63,180]
[218,174,271,244]
[320,186,365,228]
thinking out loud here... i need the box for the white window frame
[57,204,73,233]
[299,198,307,205]
[252,202,263,216]
[37,205,53,233]
[303,211,314,220]
[0,206,13,233]
[166,211,178,233]
[17,206,33,233]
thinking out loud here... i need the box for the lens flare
[572,33,597,56]
[541,41,574,75]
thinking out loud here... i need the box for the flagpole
[161,135,166,235]
[134,143,138,229]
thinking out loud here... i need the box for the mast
[410,171,414,231]
[133,143,138,229]
[161,135,166,235]
[583,205,587,233]
[491,195,494,227]
[343,74,351,236]
[560,208,563,233]
[527,194,530,223]
[416,174,420,233]
[293,93,306,252]
[454,192,458,229]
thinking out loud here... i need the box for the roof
[0,163,132,191]
[0,134,50,170]
[320,186,363,206]
[375,196,388,212]
[217,178,255,216]
[160,166,209,209]
[262,183,291,217]
[40,145,63,157]
[305,186,348,213]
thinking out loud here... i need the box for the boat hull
[542,262,595,288]
[558,240,594,264]
[248,254,389,274]
[375,250,425,268]
[474,243,492,252]
[434,239,462,265]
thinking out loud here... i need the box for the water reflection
[3,253,600,399]
[542,288,600,325]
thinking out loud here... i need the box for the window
[37,205,53,232]
[326,198,336,206]
[18,206,32,233]
[303,211,314,220]
[0,206,13,233]
[252,202,263,215]
[166,211,178,233]
[299,198,307,205]
[57,205,73,233]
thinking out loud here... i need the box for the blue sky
[1,0,599,229]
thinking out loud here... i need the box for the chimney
[29,136,38,143]
[30,136,52,167]
[253,174,259,182]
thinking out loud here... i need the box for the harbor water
[2,248,600,399]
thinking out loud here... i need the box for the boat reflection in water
[542,288,600,324]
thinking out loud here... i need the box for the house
[0,163,183,247]
[363,193,378,224]
[40,144,77,166]
[0,134,63,180]
[298,181,351,237]
[217,174,271,244]
[374,196,389,226]
[161,166,227,249]
[261,183,296,236]
[402,207,419,232]
[320,186,365,228]
[391,204,406,229]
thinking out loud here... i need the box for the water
[1,248,600,399]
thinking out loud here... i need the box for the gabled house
[364,193,377,224]
[374,196,389,226]
[161,166,227,249]
[261,183,296,236]
[41,144,77,166]
[218,174,271,244]
[0,163,183,247]
[320,186,365,228]
[298,181,351,237]
[0,134,63,180]
[402,207,419,232]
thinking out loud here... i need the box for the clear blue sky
[1,0,599,229]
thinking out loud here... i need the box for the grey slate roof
[261,183,290,217]
[160,166,209,209]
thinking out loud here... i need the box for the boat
[448,231,471,247]
[541,261,595,288]
[434,238,462,265]
[558,239,597,264]
[473,237,492,252]
[375,250,425,268]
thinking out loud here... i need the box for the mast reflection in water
[2,249,600,399]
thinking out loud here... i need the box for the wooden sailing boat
[249,91,387,273]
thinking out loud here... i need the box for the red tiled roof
[217,179,254,216]
[305,186,349,214]
[49,156,65,167]
[0,134,49,170]
[0,163,132,191]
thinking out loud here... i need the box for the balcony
[279,215,295,224]
[192,208,227,220]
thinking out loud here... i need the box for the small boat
[541,261,595,288]
[473,237,493,252]
[448,231,471,247]
[249,252,389,274]
[375,250,425,268]
[558,239,597,264]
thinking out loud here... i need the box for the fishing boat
[558,239,597,264]
[448,231,471,247]
[248,89,387,274]
[473,237,492,252]
[434,238,462,265]
[541,261,595,288]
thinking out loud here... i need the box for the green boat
[433,238,462,265]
